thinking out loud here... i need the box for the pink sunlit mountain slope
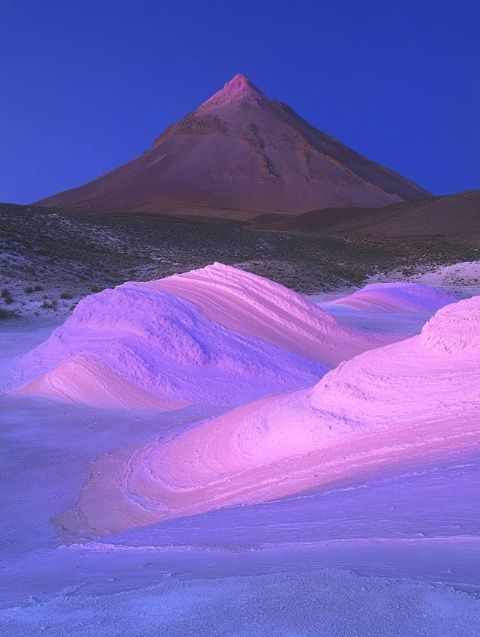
[36,75,430,218]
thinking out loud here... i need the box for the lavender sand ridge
[1,264,479,636]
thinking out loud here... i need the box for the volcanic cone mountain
[37,74,430,218]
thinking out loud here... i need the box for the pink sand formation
[16,355,187,411]
[12,265,457,411]
[309,295,480,426]
[138,263,395,367]
[12,275,328,409]
[329,281,457,314]
[56,295,480,536]
[422,295,480,353]
[59,411,479,539]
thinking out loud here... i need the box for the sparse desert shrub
[1,288,13,304]
[24,286,34,293]
[41,299,58,310]
[60,291,72,300]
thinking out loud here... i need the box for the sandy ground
[1,280,479,636]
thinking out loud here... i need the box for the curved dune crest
[12,283,326,409]
[310,297,480,426]
[16,355,188,411]
[11,264,417,410]
[138,263,396,367]
[421,295,480,354]
[329,282,457,314]
[57,295,480,537]
[151,293,480,481]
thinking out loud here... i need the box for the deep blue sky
[1,0,479,203]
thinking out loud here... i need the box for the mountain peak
[37,75,431,216]
[200,74,265,110]
[224,74,257,92]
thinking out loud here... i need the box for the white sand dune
[318,281,458,332]
[54,295,480,538]
[328,281,457,314]
[16,355,188,411]
[11,264,414,410]
[138,263,397,366]
[2,272,479,633]
[11,280,325,409]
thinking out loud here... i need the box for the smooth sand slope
[138,263,404,365]
[1,272,479,635]
[12,265,427,410]
[326,281,457,314]
[11,275,325,409]
[51,294,480,538]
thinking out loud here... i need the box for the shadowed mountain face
[37,74,430,218]
[262,189,480,238]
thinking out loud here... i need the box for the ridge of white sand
[11,277,326,409]
[138,263,407,365]
[328,281,457,314]
[309,295,480,426]
[55,295,480,537]
[16,355,188,411]
[11,264,413,411]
